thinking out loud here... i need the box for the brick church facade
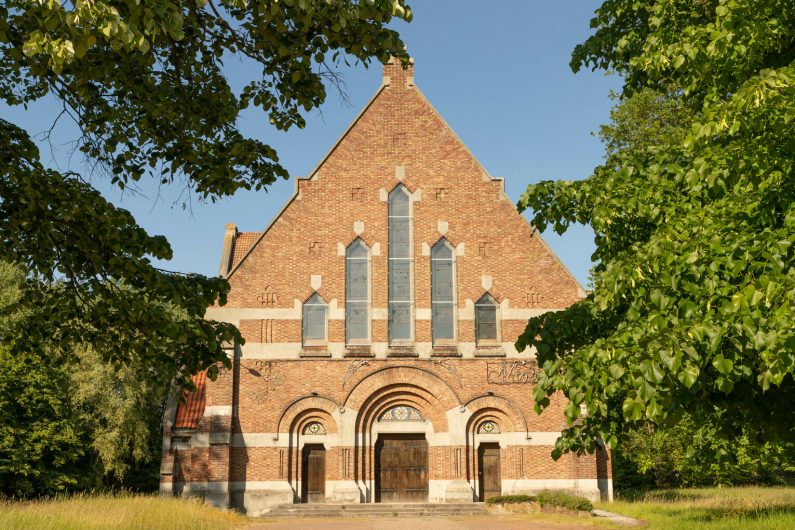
[159,58,612,515]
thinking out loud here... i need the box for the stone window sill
[474,346,505,358]
[387,346,418,358]
[300,347,331,358]
[431,346,461,358]
[344,345,374,358]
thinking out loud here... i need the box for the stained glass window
[431,239,456,342]
[475,293,499,343]
[388,185,413,342]
[302,292,327,344]
[478,420,500,434]
[379,405,424,422]
[346,238,370,342]
[303,422,326,435]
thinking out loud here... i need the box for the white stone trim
[238,340,538,359]
[222,431,562,449]
[310,275,322,290]
[415,308,431,320]
[203,406,233,417]
[206,305,560,323]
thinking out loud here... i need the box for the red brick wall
[165,59,609,496]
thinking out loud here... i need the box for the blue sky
[4,1,620,286]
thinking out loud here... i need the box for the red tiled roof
[174,370,207,429]
[230,232,260,269]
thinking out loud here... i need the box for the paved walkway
[249,515,600,529]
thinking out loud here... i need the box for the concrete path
[249,515,601,529]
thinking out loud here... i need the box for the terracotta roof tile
[174,370,207,429]
[230,232,260,269]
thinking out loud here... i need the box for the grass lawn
[597,486,795,530]
[0,493,249,530]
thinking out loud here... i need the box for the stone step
[266,510,486,518]
[278,503,483,510]
[265,503,486,518]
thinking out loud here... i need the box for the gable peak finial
[382,55,414,88]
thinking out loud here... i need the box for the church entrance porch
[375,434,429,503]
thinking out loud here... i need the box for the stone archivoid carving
[342,359,370,389]
[379,405,424,422]
[250,391,267,405]
[432,359,464,389]
[246,360,284,405]
[245,360,284,398]
[303,422,326,435]
[478,420,500,434]
[486,360,539,385]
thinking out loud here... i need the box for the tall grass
[598,487,795,530]
[0,492,249,530]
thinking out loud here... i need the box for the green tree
[0,347,85,497]
[597,87,690,157]
[517,0,795,459]
[1,1,413,387]
[616,416,795,491]
[1,261,186,495]
[596,87,795,491]
[70,345,171,487]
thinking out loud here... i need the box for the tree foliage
[0,261,178,496]
[0,346,85,497]
[1,1,412,385]
[517,0,795,458]
[615,416,795,490]
[70,345,171,483]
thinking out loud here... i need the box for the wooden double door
[478,443,501,501]
[375,434,429,502]
[301,444,325,503]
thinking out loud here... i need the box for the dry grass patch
[0,493,251,530]
[598,487,795,530]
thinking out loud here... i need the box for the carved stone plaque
[486,360,539,385]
